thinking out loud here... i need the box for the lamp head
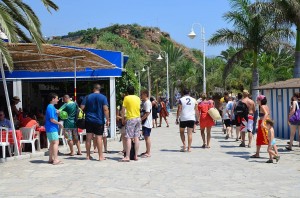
[142,67,146,72]
[188,29,196,39]
[157,54,163,60]
[135,72,137,76]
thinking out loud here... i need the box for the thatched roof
[257,78,300,89]
[6,43,115,72]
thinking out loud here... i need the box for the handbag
[289,102,300,123]
[208,107,222,121]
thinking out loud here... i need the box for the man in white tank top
[176,89,199,152]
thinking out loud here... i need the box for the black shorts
[224,119,231,128]
[180,120,195,129]
[85,121,104,136]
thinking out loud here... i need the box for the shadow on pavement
[218,140,238,143]
[30,160,49,164]
[64,156,87,161]
[220,145,239,148]
[225,151,251,159]
[160,149,181,152]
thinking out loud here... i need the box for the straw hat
[12,96,21,102]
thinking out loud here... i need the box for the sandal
[266,159,273,163]
[180,148,186,152]
[119,158,130,162]
[201,144,206,148]
[52,161,64,165]
[250,154,260,158]
[285,146,293,151]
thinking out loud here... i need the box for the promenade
[1,113,300,197]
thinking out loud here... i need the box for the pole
[0,57,19,156]
[147,65,151,97]
[138,71,141,97]
[166,52,170,100]
[74,59,77,102]
[202,27,206,94]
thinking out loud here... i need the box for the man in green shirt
[59,95,82,156]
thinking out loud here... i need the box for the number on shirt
[186,98,191,105]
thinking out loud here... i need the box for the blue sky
[27,0,232,56]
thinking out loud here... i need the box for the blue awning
[2,44,127,80]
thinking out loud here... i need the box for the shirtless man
[240,90,255,148]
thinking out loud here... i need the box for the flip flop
[48,161,53,164]
[119,159,130,162]
[67,153,75,156]
[141,154,151,158]
[52,161,64,165]
[180,148,186,152]
[98,158,107,161]
[250,154,260,158]
[285,146,293,151]
[140,152,147,156]
[77,152,82,155]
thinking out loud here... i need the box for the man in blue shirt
[45,93,63,165]
[0,111,11,128]
[81,84,109,161]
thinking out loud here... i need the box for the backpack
[234,101,248,116]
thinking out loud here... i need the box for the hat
[243,90,249,95]
[13,96,21,102]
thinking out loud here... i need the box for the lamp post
[188,23,206,94]
[135,68,146,96]
[157,51,169,100]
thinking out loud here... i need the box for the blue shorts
[46,132,59,142]
[142,126,152,137]
[271,139,276,146]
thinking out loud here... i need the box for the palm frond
[223,48,248,80]
[41,0,59,13]
[0,40,13,71]
[0,3,18,42]
[208,29,246,47]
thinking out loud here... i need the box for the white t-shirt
[179,95,196,121]
[223,101,233,119]
[142,99,152,128]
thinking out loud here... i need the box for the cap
[13,96,21,102]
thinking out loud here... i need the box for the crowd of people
[3,83,300,165]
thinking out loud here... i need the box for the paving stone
[0,113,300,197]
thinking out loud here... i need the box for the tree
[208,0,293,99]
[0,0,58,69]
[270,0,300,78]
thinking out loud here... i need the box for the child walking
[263,119,280,163]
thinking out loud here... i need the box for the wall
[261,88,300,140]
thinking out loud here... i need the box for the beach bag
[208,108,221,120]
[289,102,300,123]
[234,101,248,116]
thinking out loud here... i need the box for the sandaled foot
[67,153,75,156]
[285,146,293,151]
[48,160,53,164]
[250,154,260,158]
[274,155,280,162]
[167,125,169,127]
[86,156,93,160]
[266,159,273,163]
[180,148,186,152]
[141,153,151,158]
[52,160,63,165]
[119,158,130,162]
[98,157,106,161]
[201,144,206,148]
[205,145,211,149]
[77,152,82,155]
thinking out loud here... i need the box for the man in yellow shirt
[120,86,141,162]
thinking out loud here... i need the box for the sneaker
[266,159,273,163]
[225,135,229,140]
[239,142,246,147]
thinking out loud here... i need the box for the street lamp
[188,23,206,94]
[157,51,169,100]
[135,68,146,96]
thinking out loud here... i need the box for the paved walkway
[1,114,300,197]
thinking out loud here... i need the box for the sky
[26,0,232,56]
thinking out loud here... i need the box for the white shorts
[240,114,254,133]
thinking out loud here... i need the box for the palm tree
[270,0,300,78]
[208,0,293,99]
[0,0,58,69]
